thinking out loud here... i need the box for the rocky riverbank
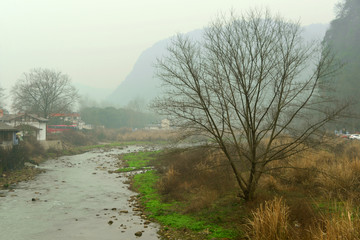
[0,167,45,190]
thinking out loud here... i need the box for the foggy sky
[0,0,339,99]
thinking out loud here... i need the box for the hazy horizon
[0,0,339,105]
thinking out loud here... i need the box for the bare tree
[0,86,5,108]
[12,68,79,118]
[152,10,349,201]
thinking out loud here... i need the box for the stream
[0,146,160,240]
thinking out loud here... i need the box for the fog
[0,0,338,105]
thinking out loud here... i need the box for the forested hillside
[321,0,360,131]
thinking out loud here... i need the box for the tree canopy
[153,10,348,201]
[11,68,79,118]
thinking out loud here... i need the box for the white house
[0,113,48,141]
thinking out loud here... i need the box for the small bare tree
[0,86,5,108]
[152,10,348,201]
[12,68,79,118]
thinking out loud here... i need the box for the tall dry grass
[260,139,360,203]
[116,129,178,142]
[246,198,360,240]
[246,197,292,240]
[250,139,360,239]
[311,202,360,240]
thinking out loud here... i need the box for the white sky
[0,0,339,95]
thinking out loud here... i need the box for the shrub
[155,147,236,206]
[0,145,28,172]
[59,130,95,146]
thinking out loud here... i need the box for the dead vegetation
[151,138,360,239]
[48,128,178,144]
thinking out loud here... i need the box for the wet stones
[133,207,142,212]
[135,231,143,237]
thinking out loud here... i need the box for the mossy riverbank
[118,150,240,239]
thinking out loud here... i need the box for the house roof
[0,113,48,122]
[0,122,18,132]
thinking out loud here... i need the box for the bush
[0,145,28,172]
[154,147,237,210]
[59,130,96,146]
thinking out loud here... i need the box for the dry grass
[261,139,360,203]
[144,137,360,239]
[246,198,360,240]
[311,202,360,240]
[49,128,178,143]
[246,197,292,240]
[116,129,178,142]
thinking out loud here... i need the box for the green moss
[117,151,160,172]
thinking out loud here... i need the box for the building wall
[39,140,63,150]
[8,119,47,141]
[38,122,47,141]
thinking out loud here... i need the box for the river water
[0,146,160,240]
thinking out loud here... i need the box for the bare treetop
[12,68,79,118]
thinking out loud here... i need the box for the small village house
[0,113,48,141]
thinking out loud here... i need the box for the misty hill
[74,82,113,103]
[108,24,329,107]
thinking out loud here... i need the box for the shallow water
[0,146,160,240]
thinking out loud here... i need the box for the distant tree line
[80,106,159,129]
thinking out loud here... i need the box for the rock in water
[135,231,142,237]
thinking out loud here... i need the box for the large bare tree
[152,10,349,201]
[12,68,79,118]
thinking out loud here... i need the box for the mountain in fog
[74,82,113,103]
[107,38,169,106]
[108,24,329,107]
